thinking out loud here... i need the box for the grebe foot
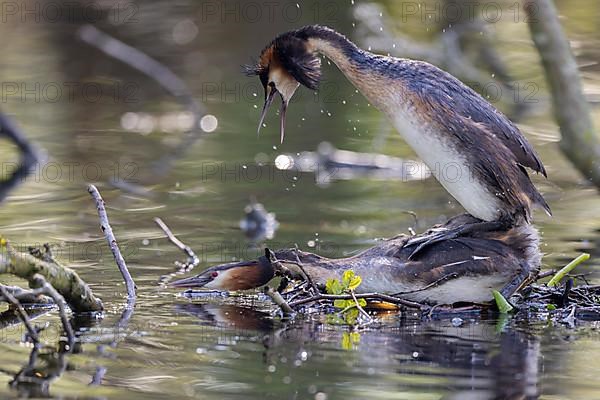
[407,220,508,260]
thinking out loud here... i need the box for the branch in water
[0,240,103,312]
[0,285,52,305]
[0,285,39,344]
[31,274,75,348]
[264,287,294,316]
[88,185,136,302]
[289,292,427,311]
[154,217,200,285]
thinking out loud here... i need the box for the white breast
[390,110,502,221]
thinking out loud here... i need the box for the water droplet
[200,115,218,133]
[275,154,294,170]
[172,19,198,45]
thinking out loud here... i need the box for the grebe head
[169,256,274,291]
[245,28,322,143]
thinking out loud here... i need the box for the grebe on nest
[171,215,540,304]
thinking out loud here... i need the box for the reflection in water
[0,112,38,204]
[175,302,543,399]
[277,141,431,186]
[7,345,70,398]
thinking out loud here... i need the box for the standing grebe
[245,25,550,256]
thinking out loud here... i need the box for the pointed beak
[169,274,211,288]
[257,86,278,136]
[279,100,288,144]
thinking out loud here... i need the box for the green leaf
[334,299,351,309]
[357,298,367,307]
[348,276,362,291]
[492,290,514,313]
[342,270,355,288]
[326,278,343,295]
[547,304,557,311]
[547,253,590,287]
[341,331,360,349]
[325,314,345,325]
[344,308,359,325]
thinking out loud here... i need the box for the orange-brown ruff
[245,25,550,228]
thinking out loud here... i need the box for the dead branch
[0,285,52,305]
[264,287,294,316]
[0,241,103,312]
[154,217,199,272]
[31,274,75,348]
[288,292,427,311]
[350,290,373,323]
[0,285,39,344]
[88,184,136,301]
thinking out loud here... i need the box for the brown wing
[403,60,547,177]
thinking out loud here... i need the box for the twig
[264,287,294,316]
[154,217,199,270]
[87,185,136,301]
[350,290,373,323]
[31,274,74,348]
[289,292,427,310]
[0,285,52,305]
[272,246,319,294]
[0,285,39,344]
[536,269,557,280]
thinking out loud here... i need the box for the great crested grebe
[244,25,550,256]
[171,214,540,304]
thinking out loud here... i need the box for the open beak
[169,274,211,288]
[257,87,289,144]
[257,87,278,136]
[279,100,287,144]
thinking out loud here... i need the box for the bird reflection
[175,301,542,398]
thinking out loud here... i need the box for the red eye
[211,271,219,278]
